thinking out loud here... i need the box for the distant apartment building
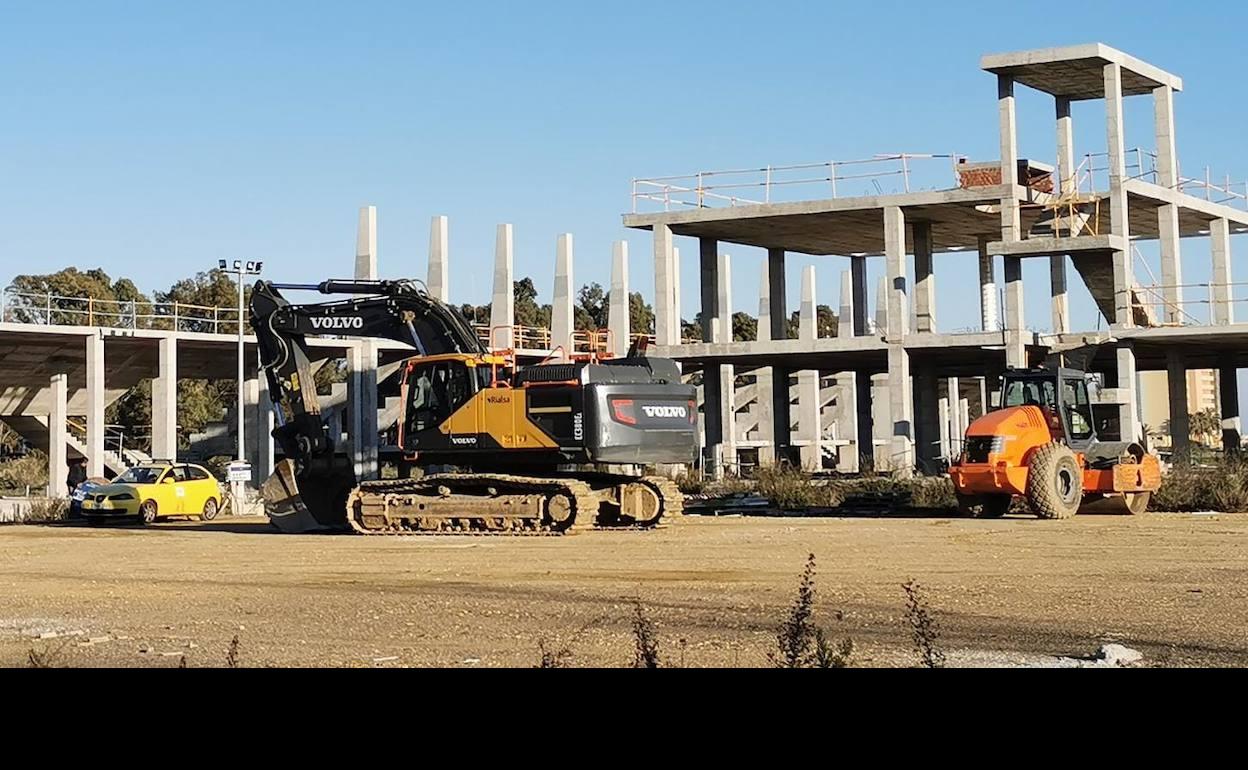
[1139,369,1220,447]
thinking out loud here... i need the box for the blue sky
[3,1,1246,345]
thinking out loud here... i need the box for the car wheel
[202,498,219,521]
[140,500,159,525]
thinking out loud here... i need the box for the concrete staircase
[1070,251,1157,327]
[2,415,148,478]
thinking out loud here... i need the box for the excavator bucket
[261,459,355,533]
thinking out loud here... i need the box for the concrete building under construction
[624,43,1248,475]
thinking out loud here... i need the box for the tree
[1190,408,1222,446]
[629,292,654,337]
[732,312,757,342]
[575,283,607,331]
[786,305,838,340]
[7,267,152,327]
[156,269,248,333]
[513,277,551,330]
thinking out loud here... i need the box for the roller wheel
[955,492,1012,519]
[1122,492,1151,516]
[1026,442,1083,520]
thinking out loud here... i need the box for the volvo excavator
[249,278,697,535]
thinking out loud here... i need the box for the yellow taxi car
[81,463,224,524]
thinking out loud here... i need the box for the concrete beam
[653,224,676,347]
[978,236,998,331]
[998,74,1021,241]
[883,206,907,342]
[490,224,515,349]
[1167,350,1190,458]
[608,241,630,358]
[355,206,378,281]
[48,373,67,498]
[152,335,178,461]
[1212,218,1234,325]
[428,215,450,303]
[85,334,104,479]
[552,234,575,358]
[913,221,935,334]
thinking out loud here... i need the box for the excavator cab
[951,366,1161,520]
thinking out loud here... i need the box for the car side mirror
[162,477,175,485]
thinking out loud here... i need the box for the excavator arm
[248,278,486,530]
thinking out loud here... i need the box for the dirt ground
[3,511,1246,668]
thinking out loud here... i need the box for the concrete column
[1211,218,1234,325]
[1105,63,1134,328]
[85,334,104,479]
[836,269,858,472]
[887,345,914,476]
[355,206,378,280]
[1167,350,1190,458]
[998,75,1021,241]
[938,397,951,462]
[797,266,821,470]
[717,253,736,471]
[1117,344,1139,445]
[552,234,574,357]
[757,258,779,466]
[699,238,719,341]
[851,256,868,336]
[1219,358,1241,453]
[1158,206,1183,323]
[244,376,261,479]
[653,224,676,347]
[883,206,907,342]
[608,241,630,358]
[1004,256,1026,367]
[428,215,450,303]
[1154,86,1178,188]
[490,224,515,349]
[913,221,935,333]
[766,249,787,340]
[874,277,889,336]
[1056,97,1075,194]
[1050,255,1070,333]
[977,236,999,331]
[855,372,873,472]
[672,247,682,342]
[349,343,379,481]
[914,367,940,469]
[151,335,178,461]
[948,377,963,457]
[48,373,67,498]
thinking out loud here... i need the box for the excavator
[949,366,1162,519]
[249,278,697,535]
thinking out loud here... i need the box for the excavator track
[344,473,683,536]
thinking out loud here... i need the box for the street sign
[227,461,252,483]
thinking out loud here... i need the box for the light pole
[219,259,263,509]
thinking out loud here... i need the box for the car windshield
[114,467,165,485]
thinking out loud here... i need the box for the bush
[26,498,68,523]
[0,450,49,494]
[755,466,840,510]
[1154,456,1248,513]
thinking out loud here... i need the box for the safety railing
[631,153,966,213]
[0,288,244,334]
[472,325,655,354]
[1069,148,1248,210]
[1127,281,1248,327]
[66,418,154,457]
